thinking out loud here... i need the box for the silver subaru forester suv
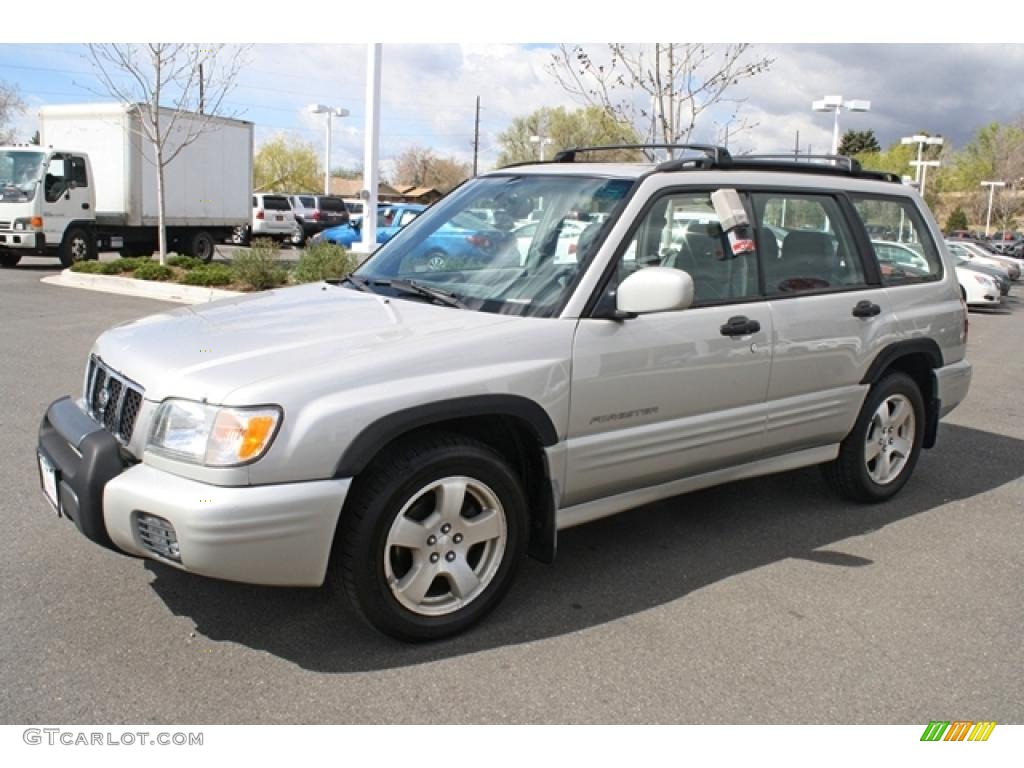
[37,146,972,640]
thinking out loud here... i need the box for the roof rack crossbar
[553,143,732,166]
[741,154,860,172]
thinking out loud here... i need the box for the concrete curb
[41,269,244,305]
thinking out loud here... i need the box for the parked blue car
[312,204,517,272]
[313,204,426,248]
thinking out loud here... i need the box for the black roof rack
[499,144,902,184]
[552,143,732,167]
[728,155,903,184]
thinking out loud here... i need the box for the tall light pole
[812,95,871,155]
[912,160,941,197]
[529,134,552,161]
[901,134,943,185]
[361,43,383,253]
[981,181,1006,237]
[308,103,350,195]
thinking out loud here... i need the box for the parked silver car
[36,147,971,641]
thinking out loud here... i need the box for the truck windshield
[0,150,45,203]
[352,174,634,318]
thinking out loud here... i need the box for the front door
[41,154,90,248]
[565,190,773,507]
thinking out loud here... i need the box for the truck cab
[0,146,96,268]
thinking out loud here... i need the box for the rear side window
[752,193,866,296]
[850,196,943,285]
[263,196,291,211]
[318,197,347,212]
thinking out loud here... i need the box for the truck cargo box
[39,103,253,228]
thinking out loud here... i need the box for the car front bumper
[38,397,351,587]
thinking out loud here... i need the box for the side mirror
[617,267,694,315]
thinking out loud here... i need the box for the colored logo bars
[920,721,996,742]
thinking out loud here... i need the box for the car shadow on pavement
[144,423,1024,672]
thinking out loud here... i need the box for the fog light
[135,512,180,562]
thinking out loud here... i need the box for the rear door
[751,191,896,456]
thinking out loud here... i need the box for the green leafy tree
[945,206,969,232]
[839,129,880,157]
[497,105,642,167]
[254,134,322,193]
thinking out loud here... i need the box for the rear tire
[822,372,925,502]
[337,432,527,641]
[59,227,96,268]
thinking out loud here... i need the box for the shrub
[167,255,204,270]
[70,260,104,273]
[132,262,173,281]
[103,257,154,274]
[292,241,357,283]
[231,239,288,290]
[180,264,234,286]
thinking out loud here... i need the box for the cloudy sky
[3,38,1022,177]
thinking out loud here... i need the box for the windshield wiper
[388,279,466,309]
[330,274,372,292]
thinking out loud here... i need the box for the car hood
[92,282,520,404]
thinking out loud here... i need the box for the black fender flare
[334,394,559,477]
[859,339,944,449]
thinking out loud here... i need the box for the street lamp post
[529,134,553,161]
[901,134,943,185]
[981,181,1006,237]
[812,95,871,155]
[308,103,350,195]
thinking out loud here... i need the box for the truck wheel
[821,372,925,503]
[337,432,527,641]
[60,227,96,268]
[0,252,20,268]
[187,230,217,263]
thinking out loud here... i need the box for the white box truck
[0,103,253,267]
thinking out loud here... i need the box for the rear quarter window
[850,195,943,285]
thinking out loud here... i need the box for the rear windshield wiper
[388,279,466,309]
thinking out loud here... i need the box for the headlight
[147,400,282,466]
[13,218,29,231]
[971,274,993,286]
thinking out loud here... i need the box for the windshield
[0,150,45,203]
[352,174,634,317]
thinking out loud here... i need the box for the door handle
[720,315,761,336]
[852,300,881,318]
[82,203,90,210]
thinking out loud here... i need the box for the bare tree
[0,80,26,143]
[547,44,774,158]
[84,44,249,263]
[391,146,471,193]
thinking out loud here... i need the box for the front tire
[60,227,96,268]
[186,230,217,263]
[0,252,20,268]
[337,433,527,641]
[822,372,925,502]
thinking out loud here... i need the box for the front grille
[0,220,11,230]
[84,356,145,444]
[136,513,180,562]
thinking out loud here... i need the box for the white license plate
[275,215,284,221]
[38,452,60,515]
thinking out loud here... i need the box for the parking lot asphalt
[1,256,1021,724]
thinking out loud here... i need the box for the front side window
[44,155,69,203]
[753,193,866,295]
[352,174,634,317]
[851,195,942,285]
[70,156,88,187]
[603,191,760,306]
